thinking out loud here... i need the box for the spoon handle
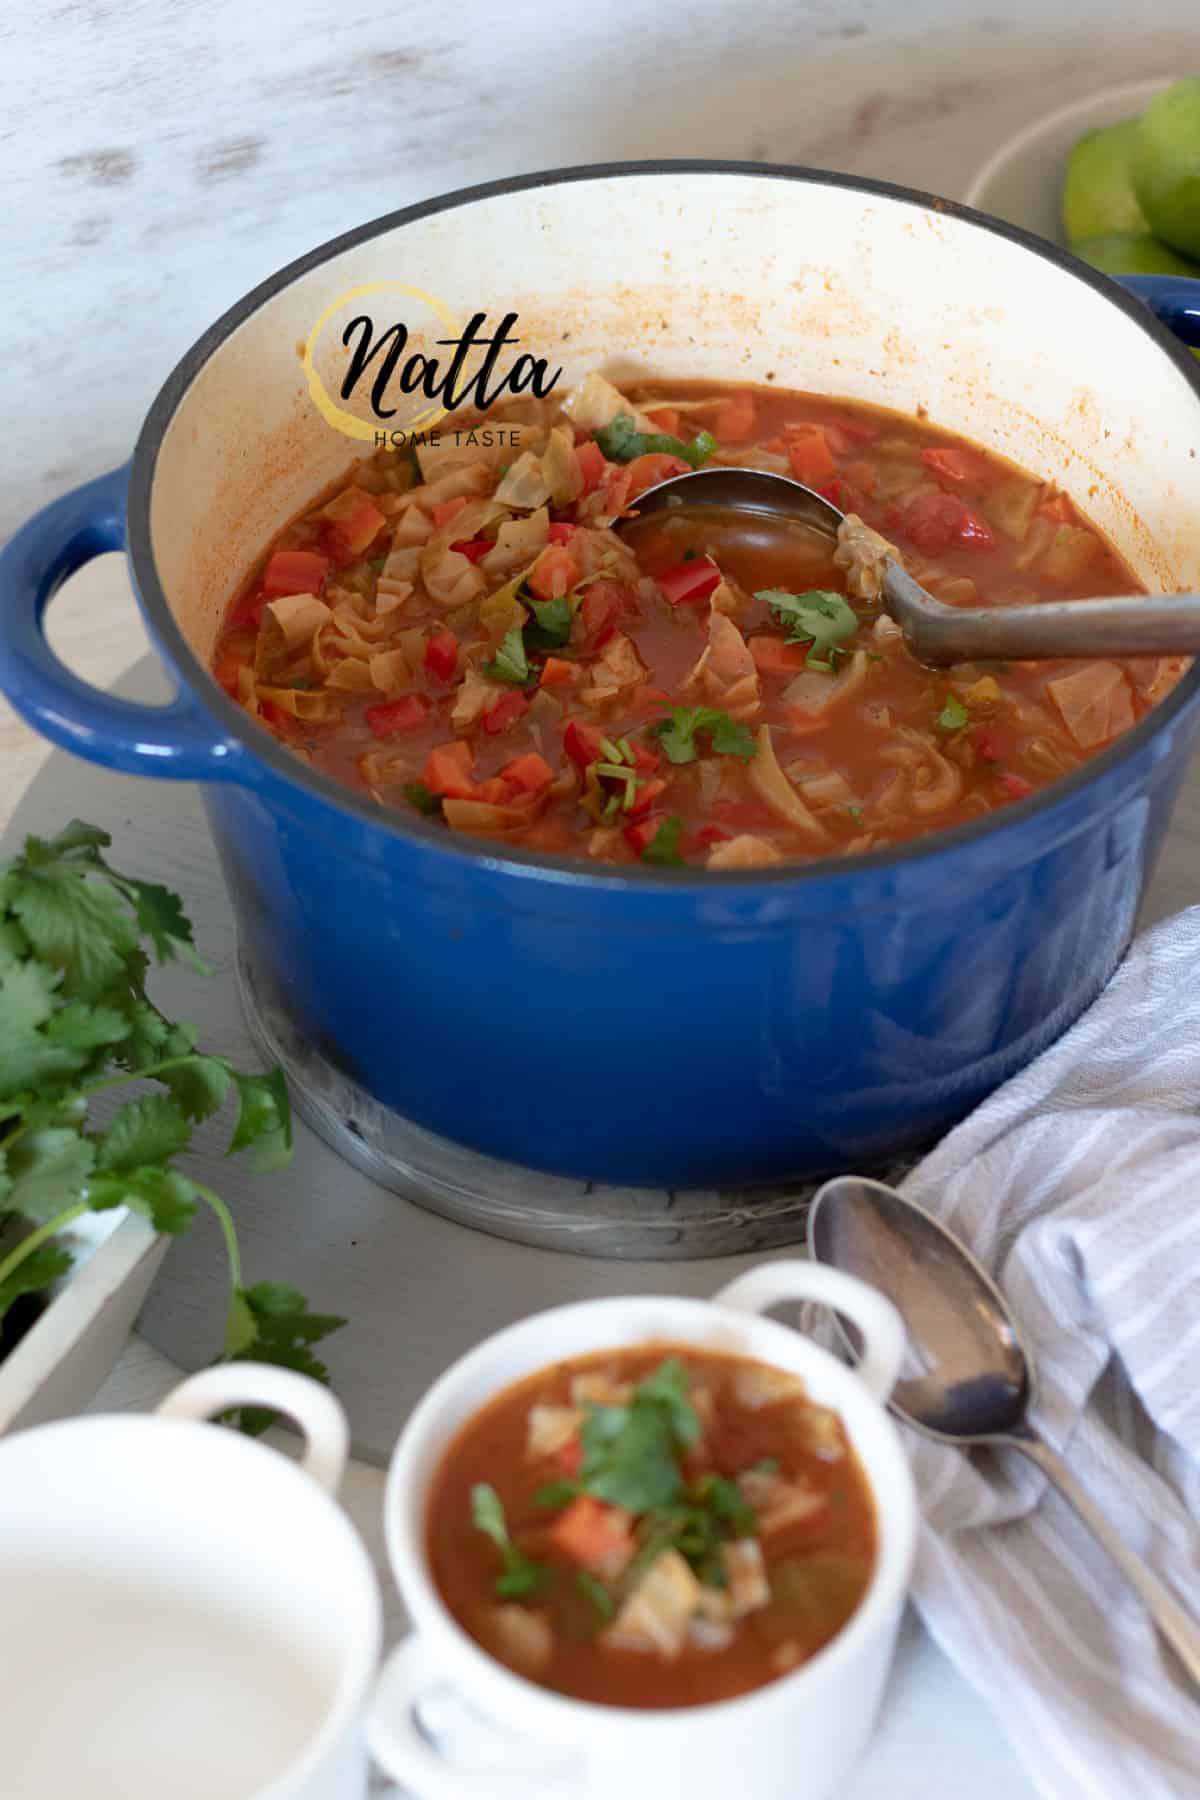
[883,562,1200,665]
[1003,1431,1200,1687]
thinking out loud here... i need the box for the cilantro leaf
[126,878,210,972]
[88,1166,198,1234]
[639,816,685,866]
[533,1479,580,1510]
[524,595,574,651]
[219,1282,347,1434]
[160,1051,231,1124]
[470,1482,549,1598]
[228,1069,292,1171]
[937,693,969,732]
[401,782,442,816]
[4,1129,96,1222]
[593,413,716,470]
[0,1242,74,1320]
[482,627,530,686]
[8,869,137,1000]
[649,707,757,766]
[756,589,858,669]
[46,1000,130,1053]
[578,1358,702,1511]
[96,1095,191,1173]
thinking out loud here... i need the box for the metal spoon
[808,1173,1200,1686]
[629,466,1200,665]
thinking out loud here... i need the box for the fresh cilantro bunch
[0,821,344,1427]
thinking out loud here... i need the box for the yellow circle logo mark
[303,282,462,442]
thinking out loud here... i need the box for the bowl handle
[155,1362,349,1494]
[712,1260,905,1404]
[0,465,248,781]
[1115,274,1200,348]
[368,1635,577,1799]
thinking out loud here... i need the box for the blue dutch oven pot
[2,165,1199,1187]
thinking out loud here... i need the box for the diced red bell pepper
[646,406,681,436]
[629,739,660,773]
[230,585,268,626]
[365,694,430,738]
[626,776,667,818]
[658,555,721,607]
[691,824,731,849]
[431,495,469,530]
[482,690,529,735]
[548,1496,634,1572]
[623,813,669,856]
[320,488,387,563]
[575,439,607,494]
[261,548,330,598]
[528,544,580,600]
[500,751,554,794]
[547,521,580,545]
[897,492,968,555]
[258,698,287,728]
[973,727,1001,762]
[422,741,475,799]
[625,452,690,500]
[786,424,837,485]
[563,718,606,769]
[539,656,575,689]
[818,477,857,513]
[1000,771,1035,799]
[449,536,493,564]
[424,630,459,682]
[921,446,976,485]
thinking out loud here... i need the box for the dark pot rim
[127,158,1200,889]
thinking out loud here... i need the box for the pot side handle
[0,465,246,781]
[1115,274,1200,349]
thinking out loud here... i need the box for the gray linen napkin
[886,906,1200,1799]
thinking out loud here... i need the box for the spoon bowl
[809,1173,1200,1685]
[630,467,1200,664]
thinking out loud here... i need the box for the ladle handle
[1003,1431,1200,1687]
[883,562,1200,665]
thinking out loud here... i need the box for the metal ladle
[630,466,1200,665]
[809,1174,1200,1687]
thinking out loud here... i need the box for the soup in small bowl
[372,1261,916,1800]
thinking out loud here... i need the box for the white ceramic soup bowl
[372,1261,915,1800]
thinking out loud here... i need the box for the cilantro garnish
[639,816,685,866]
[756,589,858,669]
[471,1483,549,1599]
[575,1570,616,1621]
[936,693,969,732]
[649,706,758,766]
[524,595,574,651]
[401,782,442,816]
[593,413,717,470]
[0,822,343,1431]
[482,627,530,686]
[577,1357,700,1510]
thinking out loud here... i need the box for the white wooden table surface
[9,7,1200,1790]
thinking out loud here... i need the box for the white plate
[964,78,1172,243]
